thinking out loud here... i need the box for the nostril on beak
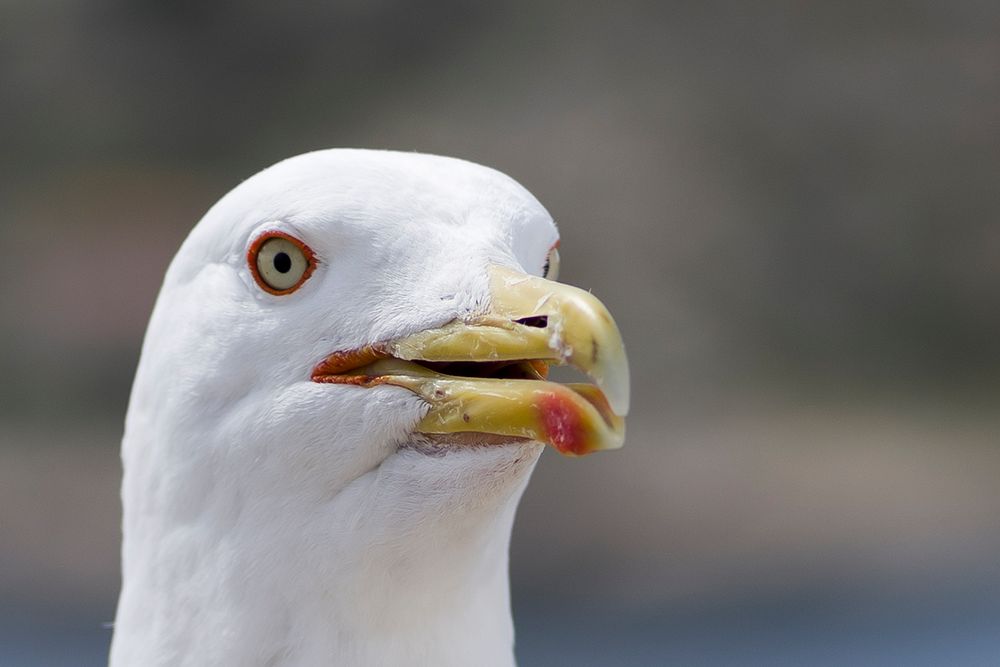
[514,315,548,328]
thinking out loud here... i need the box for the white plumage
[111,149,626,666]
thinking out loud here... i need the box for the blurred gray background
[3,1,1000,665]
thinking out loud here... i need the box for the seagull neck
[326,494,521,666]
[113,440,536,667]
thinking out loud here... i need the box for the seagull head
[113,149,629,665]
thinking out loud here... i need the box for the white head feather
[111,150,560,666]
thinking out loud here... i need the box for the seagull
[110,149,629,666]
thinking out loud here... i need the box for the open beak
[312,264,629,456]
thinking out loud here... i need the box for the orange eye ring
[248,231,317,295]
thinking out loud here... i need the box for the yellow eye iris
[248,232,315,295]
[543,246,560,281]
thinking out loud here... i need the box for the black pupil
[273,252,292,273]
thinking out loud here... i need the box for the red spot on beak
[538,392,586,456]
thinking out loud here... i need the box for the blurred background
[3,1,1000,664]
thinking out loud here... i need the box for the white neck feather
[111,413,540,666]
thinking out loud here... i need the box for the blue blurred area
[515,592,1000,666]
[7,590,1000,666]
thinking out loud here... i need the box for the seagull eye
[542,246,560,281]
[248,232,315,295]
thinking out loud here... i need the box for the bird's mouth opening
[412,359,550,381]
[311,264,630,457]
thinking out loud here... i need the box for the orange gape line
[311,346,388,379]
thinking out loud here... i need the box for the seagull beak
[313,264,629,456]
